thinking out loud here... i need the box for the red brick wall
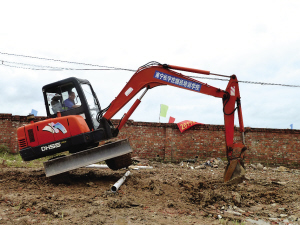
[0,114,45,153]
[1,114,300,167]
[110,120,300,167]
[245,128,300,167]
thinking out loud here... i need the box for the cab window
[81,83,100,128]
[46,82,81,115]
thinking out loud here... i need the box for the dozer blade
[224,159,245,184]
[44,139,132,177]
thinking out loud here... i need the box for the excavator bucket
[44,139,132,177]
[224,159,246,184]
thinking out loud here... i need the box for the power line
[1,51,300,88]
[0,60,127,71]
[238,80,300,88]
[0,52,136,72]
[189,76,300,88]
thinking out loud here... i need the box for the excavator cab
[17,77,132,176]
[43,77,101,131]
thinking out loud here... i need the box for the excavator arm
[103,62,247,183]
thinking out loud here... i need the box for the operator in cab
[63,91,80,110]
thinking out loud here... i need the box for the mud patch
[0,163,300,224]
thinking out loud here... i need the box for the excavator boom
[103,62,247,183]
[104,64,225,120]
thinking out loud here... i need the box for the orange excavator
[17,62,247,182]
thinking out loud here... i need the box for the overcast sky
[0,0,299,129]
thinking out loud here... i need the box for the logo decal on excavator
[154,71,202,92]
[41,142,61,151]
[42,122,67,134]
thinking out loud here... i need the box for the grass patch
[0,144,10,154]
[0,152,42,168]
[0,151,70,168]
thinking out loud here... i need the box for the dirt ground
[0,159,300,225]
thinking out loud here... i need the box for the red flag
[168,116,175,123]
[177,120,203,133]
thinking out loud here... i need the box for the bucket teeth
[224,159,245,184]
